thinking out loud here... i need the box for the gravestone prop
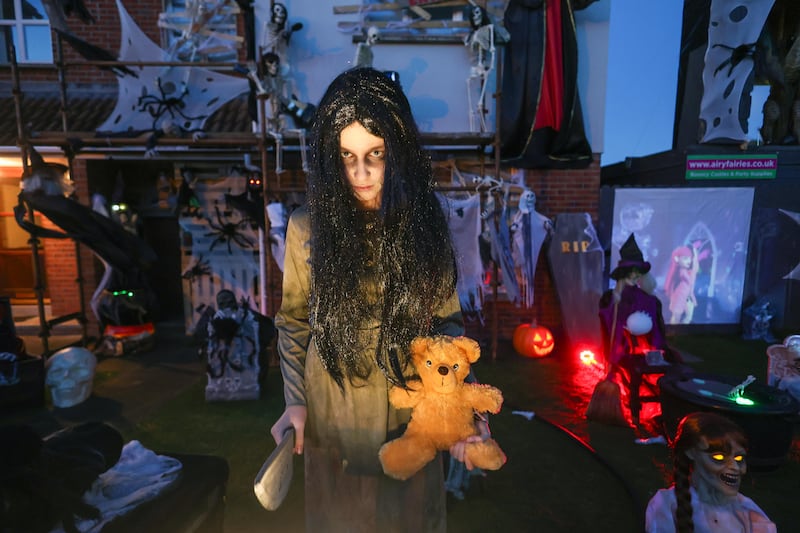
[546,213,604,352]
[205,290,261,401]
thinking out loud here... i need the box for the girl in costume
[269,67,486,532]
[664,244,700,325]
[646,412,776,532]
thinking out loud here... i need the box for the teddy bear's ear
[410,336,430,355]
[451,336,481,363]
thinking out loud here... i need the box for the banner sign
[685,154,777,180]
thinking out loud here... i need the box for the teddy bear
[378,335,506,481]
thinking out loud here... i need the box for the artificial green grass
[122,332,799,532]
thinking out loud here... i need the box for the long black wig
[307,67,457,389]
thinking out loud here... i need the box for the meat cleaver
[253,428,295,510]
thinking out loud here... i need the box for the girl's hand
[449,414,491,470]
[270,405,307,454]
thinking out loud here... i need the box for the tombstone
[546,213,605,352]
[204,290,261,401]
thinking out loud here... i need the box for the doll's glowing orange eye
[734,455,744,463]
[711,453,724,462]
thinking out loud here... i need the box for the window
[0,0,53,64]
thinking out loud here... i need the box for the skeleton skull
[45,347,97,408]
[366,26,380,46]
[271,2,287,27]
[470,5,487,29]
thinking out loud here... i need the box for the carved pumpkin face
[513,323,555,358]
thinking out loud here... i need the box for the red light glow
[579,349,600,366]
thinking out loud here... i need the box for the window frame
[0,0,53,64]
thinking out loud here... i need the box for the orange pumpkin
[513,322,555,357]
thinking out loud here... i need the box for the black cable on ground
[504,403,646,529]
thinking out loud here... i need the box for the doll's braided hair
[671,412,748,533]
[306,67,457,389]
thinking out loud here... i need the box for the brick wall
[466,158,602,344]
[7,2,247,88]
[47,157,601,342]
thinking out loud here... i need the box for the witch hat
[610,233,651,280]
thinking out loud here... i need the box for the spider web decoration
[158,0,243,63]
[179,176,260,334]
[96,0,248,135]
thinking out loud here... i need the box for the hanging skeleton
[240,52,312,173]
[464,2,509,132]
[259,1,303,68]
[353,26,380,68]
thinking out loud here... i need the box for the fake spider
[204,203,254,253]
[182,255,212,282]
[138,77,209,131]
[712,42,757,77]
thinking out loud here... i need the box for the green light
[735,396,755,406]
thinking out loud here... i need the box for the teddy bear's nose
[437,366,449,376]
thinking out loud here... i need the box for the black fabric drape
[499,0,595,169]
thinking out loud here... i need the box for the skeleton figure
[260,1,302,67]
[45,347,97,408]
[464,3,508,132]
[353,26,379,68]
[248,52,310,173]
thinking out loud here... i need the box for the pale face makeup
[340,121,386,210]
[687,436,747,505]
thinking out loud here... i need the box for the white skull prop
[366,26,380,46]
[46,347,97,408]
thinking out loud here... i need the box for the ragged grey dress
[275,206,464,533]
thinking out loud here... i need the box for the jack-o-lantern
[513,322,554,357]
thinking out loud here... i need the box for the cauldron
[659,371,799,470]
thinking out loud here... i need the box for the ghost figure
[353,26,379,68]
[45,347,97,408]
[511,188,552,309]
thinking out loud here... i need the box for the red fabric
[534,0,565,131]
